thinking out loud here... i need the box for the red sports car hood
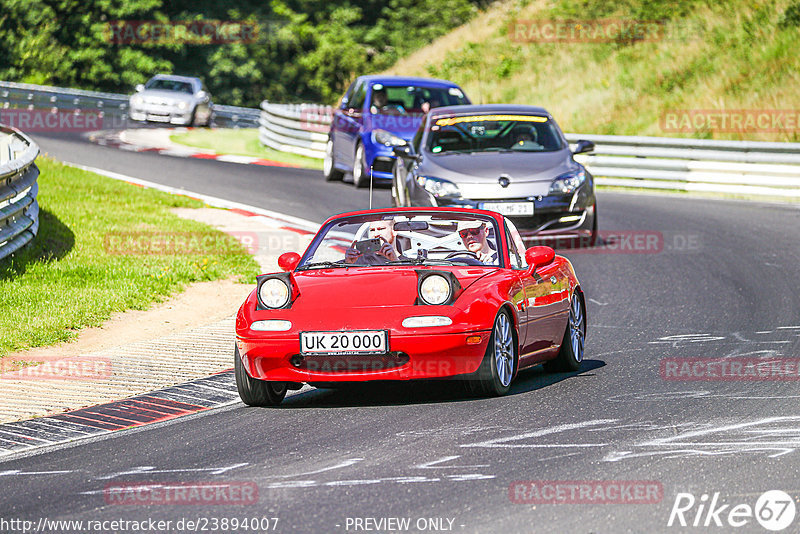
[291,266,496,309]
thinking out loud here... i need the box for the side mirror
[572,140,595,155]
[278,252,301,272]
[197,90,209,101]
[393,145,419,161]
[524,246,555,276]
[393,145,411,157]
[135,84,145,92]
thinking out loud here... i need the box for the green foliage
[0,0,484,107]
[779,0,800,27]
[0,157,258,356]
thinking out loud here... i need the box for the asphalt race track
[4,130,800,533]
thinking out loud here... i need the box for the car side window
[505,223,527,270]
[350,82,367,110]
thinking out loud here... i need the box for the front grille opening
[371,158,395,174]
[290,352,409,373]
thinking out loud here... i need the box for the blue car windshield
[370,85,468,115]
[427,114,565,154]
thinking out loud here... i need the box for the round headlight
[259,278,290,308]
[177,101,188,110]
[419,275,451,305]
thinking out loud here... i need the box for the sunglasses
[459,227,483,237]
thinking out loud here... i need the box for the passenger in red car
[345,219,400,263]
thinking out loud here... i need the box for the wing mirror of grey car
[392,145,416,159]
[524,246,555,276]
[197,91,209,101]
[572,140,595,155]
[135,84,145,92]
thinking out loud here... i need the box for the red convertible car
[235,208,586,406]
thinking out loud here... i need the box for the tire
[466,311,517,397]
[589,205,598,247]
[324,138,344,181]
[352,143,369,188]
[234,346,287,406]
[391,163,400,207]
[544,291,586,372]
[189,107,198,127]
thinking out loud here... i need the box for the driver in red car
[345,219,400,264]
[457,220,498,264]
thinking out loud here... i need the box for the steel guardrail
[0,81,260,128]
[0,125,40,261]
[259,100,800,198]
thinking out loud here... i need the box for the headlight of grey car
[549,170,586,195]
[130,94,143,106]
[372,129,407,147]
[177,101,189,110]
[416,176,460,198]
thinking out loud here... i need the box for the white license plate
[481,201,534,216]
[300,330,388,355]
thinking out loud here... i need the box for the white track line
[63,161,321,233]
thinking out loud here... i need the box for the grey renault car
[129,74,213,126]
[391,105,597,245]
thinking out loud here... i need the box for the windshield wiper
[296,261,350,270]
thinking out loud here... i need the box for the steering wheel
[444,251,485,266]
[354,252,389,265]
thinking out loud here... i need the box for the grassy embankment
[0,157,259,357]
[383,0,800,143]
[170,128,324,170]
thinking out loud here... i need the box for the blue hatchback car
[323,75,471,188]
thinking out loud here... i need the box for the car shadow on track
[276,359,605,409]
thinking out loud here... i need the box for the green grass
[597,184,800,204]
[170,128,324,170]
[0,157,260,357]
[384,0,800,143]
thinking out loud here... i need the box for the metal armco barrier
[565,134,800,198]
[259,101,800,198]
[259,101,331,159]
[0,126,39,261]
[0,81,260,128]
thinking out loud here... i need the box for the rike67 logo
[668,490,796,531]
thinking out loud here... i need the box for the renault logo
[498,176,510,188]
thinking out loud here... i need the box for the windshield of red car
[299,213,502,269]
